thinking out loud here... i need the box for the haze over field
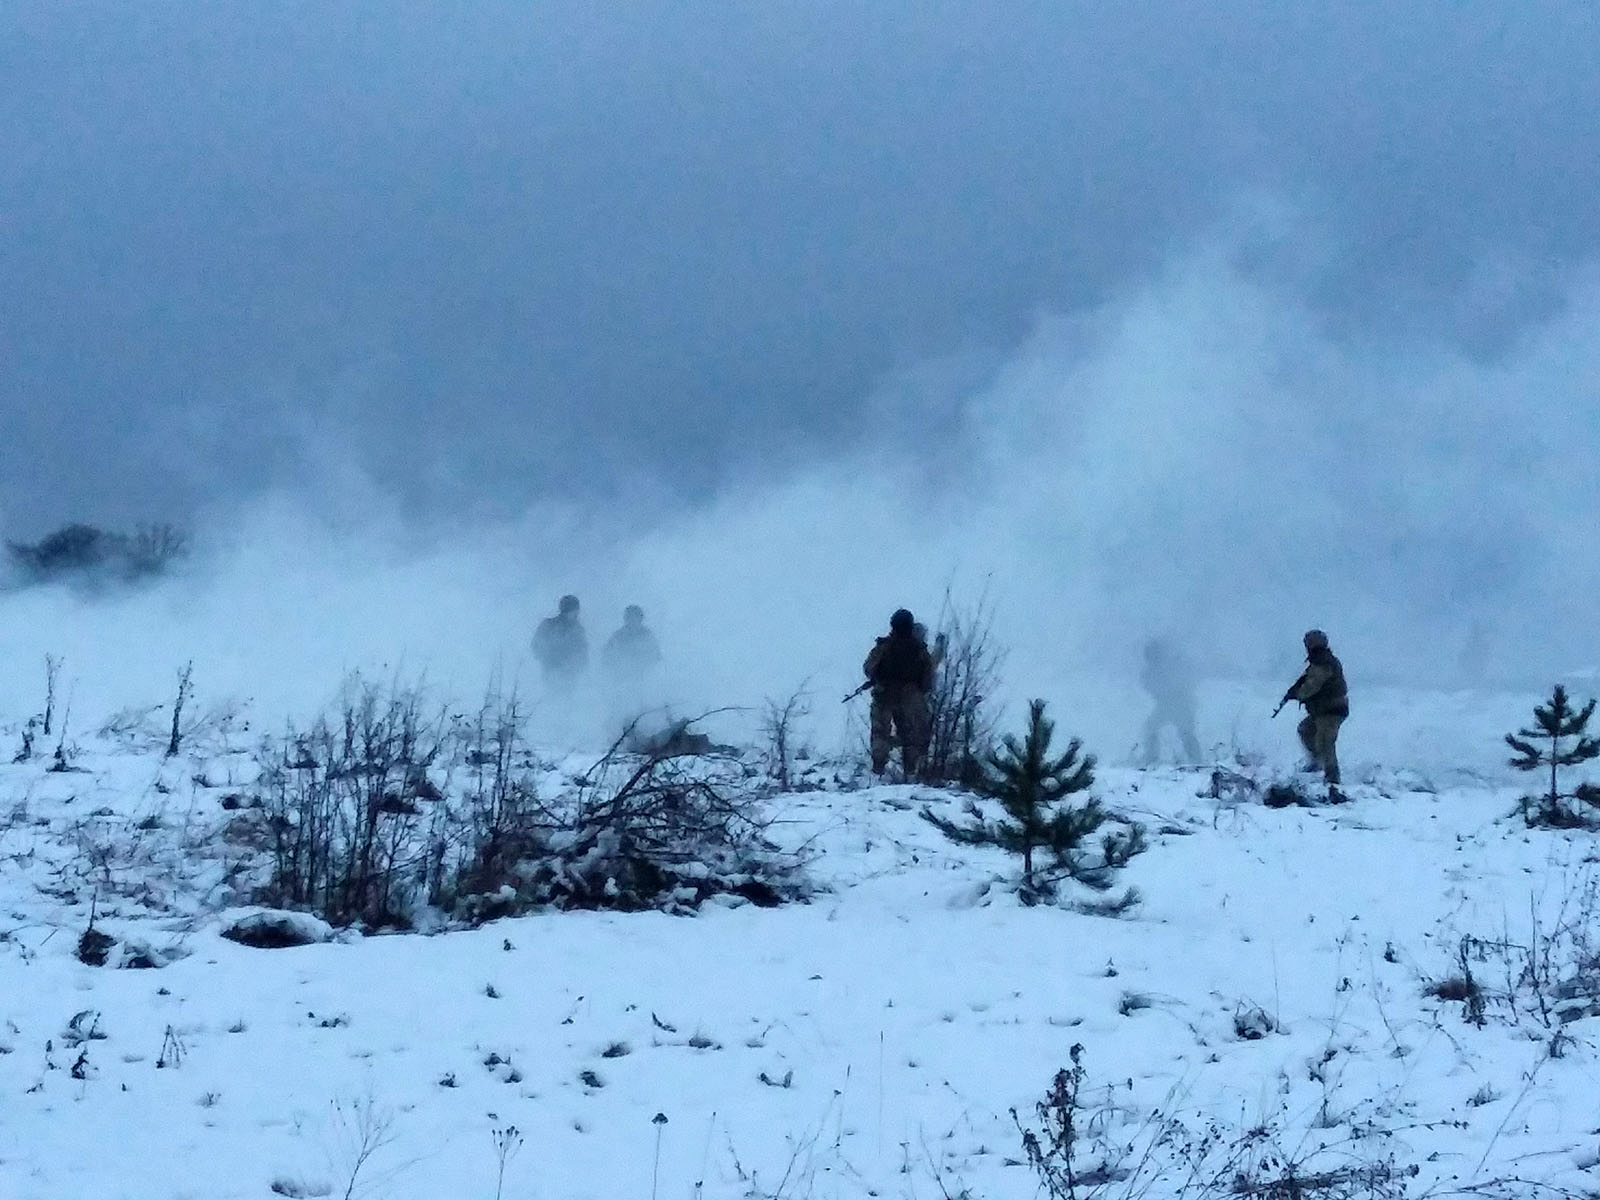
[3,3,1598,731]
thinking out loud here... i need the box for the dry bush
[256,681,803,927]
[258,678,447,928]
[1429,870,1600,1030]
[760,684,812,793]
[488,722,802,914]
[1017,1047,1417,1200]
[921,591,1006,786]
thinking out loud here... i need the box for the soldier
[864,608,935,777]
[601,605,662,684]
[1281,628,1348,786]
[533,594,589,693]
[1138,637,1203,765]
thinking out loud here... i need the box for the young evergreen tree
[1506,684,1600,828]
[922,699,1145,900]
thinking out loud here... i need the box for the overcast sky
[4,1,1598,534]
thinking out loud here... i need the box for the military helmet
[559,594,580,615]
[1303,628,1329,651]
[890,607,915,632]
[623,604,644,625]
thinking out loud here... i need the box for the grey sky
[3,1,1599,534]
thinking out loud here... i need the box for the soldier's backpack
[871,633,931,688]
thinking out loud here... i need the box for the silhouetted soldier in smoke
[1138,637,1203,765]
[1281,628,1349,786]
[533,594,589,693]
[602,604,661,684]
[863,608,935,777]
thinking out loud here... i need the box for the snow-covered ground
[2,685,1598,1200]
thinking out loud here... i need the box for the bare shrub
[1430,870,1600,1029]
[126,523,189,577]
[920,591,1006,786]
[328,1095,396,1200]
[440,686,544,909]
[760,684,812,792]
[256,681,803,927]
[258,677,447,928]
[498,723,802,913]
[1019,1044,1098,1198]
[1017,1047,1417,1200]
[96,705,164,744]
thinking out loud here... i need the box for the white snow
[2,684,1598,1199]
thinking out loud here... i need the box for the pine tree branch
[919,808,987,845]
[1505,733,1544,769]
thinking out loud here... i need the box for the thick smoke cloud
[2,4,1597,766]
[2,216,1596,772]
[3,2,1599,528]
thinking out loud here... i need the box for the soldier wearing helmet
[602,604,662,684]
[1282,629,1349,786]
[533,593,589,694]
[862,608,936,777]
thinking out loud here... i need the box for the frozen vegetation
[2,676,1598,1200]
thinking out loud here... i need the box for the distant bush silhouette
[5,522,187,588]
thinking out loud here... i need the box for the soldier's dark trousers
[1142,704,1202,764]
[870,686,930,776]
[1297,713,1344,785]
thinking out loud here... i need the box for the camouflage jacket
[864,632,934,693]
[1290,649,1348,717]
[534,615,589,674]
[602,625,660,677]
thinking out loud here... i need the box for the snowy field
[2,683,1598,1200]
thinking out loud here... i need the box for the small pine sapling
[922,699,1145,901]
[1506,684,1600,828]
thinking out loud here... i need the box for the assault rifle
[1271,687,1298,719]
[841,680,873,704]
